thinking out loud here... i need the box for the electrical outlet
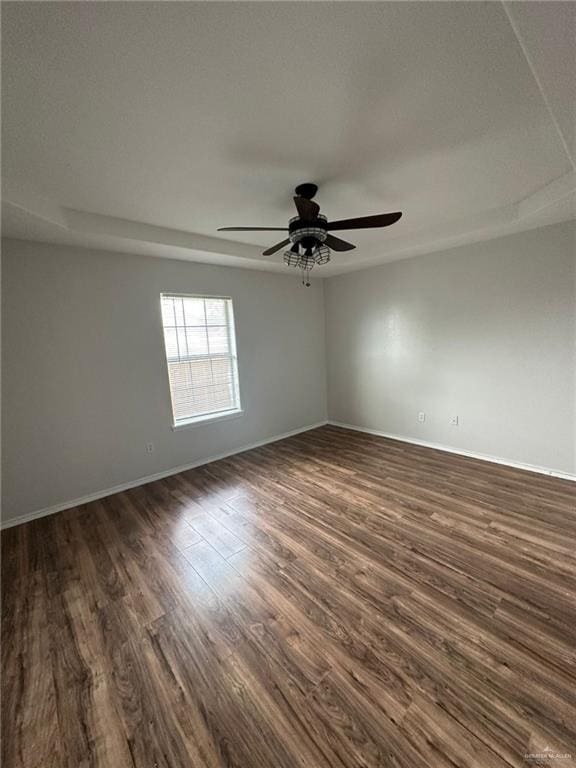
[418,412,426,423]
[449,415,459,426]
[146,442,155,454]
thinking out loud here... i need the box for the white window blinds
[160,294,240,425]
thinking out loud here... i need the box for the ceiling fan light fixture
[283,247,301,267]
[299,253,316,271]
[314,244,331,265]
[284,242,331,271]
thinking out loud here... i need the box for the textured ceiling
[2,1,575,275]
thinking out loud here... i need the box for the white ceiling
[2,1,575,276]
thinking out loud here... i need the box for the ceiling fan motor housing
[288,214,328,249]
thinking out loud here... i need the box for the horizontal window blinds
[161,295,240,423]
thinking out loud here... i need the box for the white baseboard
[328,420,576,482]
[4,418,572,530]
[0,420,328,530]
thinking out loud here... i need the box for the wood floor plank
[2,567,63,768]
[2,425,575,767]
[188,513,246,558]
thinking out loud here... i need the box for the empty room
[1,2,575,767]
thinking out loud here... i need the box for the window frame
[160,293,242,429]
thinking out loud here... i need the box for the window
[160,294,241,426]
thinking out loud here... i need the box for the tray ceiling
[2,1,575,275]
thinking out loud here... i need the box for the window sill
[171,408,244,431]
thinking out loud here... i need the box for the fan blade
[327,212,402,231]
[293,196,320,221]
[218,226,287,231]
[325,234,356,252]
[262,238,290,256]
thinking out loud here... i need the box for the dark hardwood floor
[2,425,576,767]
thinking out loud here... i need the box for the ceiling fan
[218,183,402,285]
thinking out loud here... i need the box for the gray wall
[1,240,327,523]
[3,221,575,525]
[325,221,576,476]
